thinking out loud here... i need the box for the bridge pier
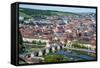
[31,53,35,57]
[38,51,43,56]
[63,45,65,48]
[51,47,55,52]
[45,49,49,55]
[57,46,60,50]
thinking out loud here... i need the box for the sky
[19,4,96,13]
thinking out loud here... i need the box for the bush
[32,40,46,45]
[72,42,88,49]
[32,40,37,44]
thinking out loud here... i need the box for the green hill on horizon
[19,8,79,19]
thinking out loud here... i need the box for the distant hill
[19,8,78,19]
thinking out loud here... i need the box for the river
[48,49,96,61]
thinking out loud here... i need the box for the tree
[18,31,22,45]
[38,40,42,45]
[42,42,46,45]
[32,40,37,44]
[18,31,25,54]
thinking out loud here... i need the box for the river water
[48,50,96,61]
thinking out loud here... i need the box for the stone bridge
[23,43,96,58]
[30,44,66,57]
